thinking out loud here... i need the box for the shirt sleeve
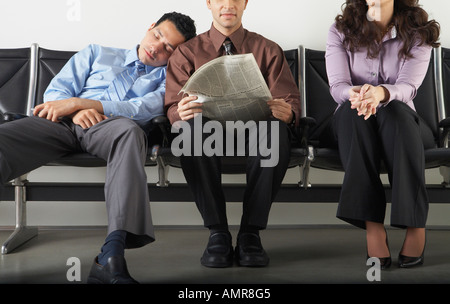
[381,41,432,105]
[164,46,194,124]
[265,43,301,125]
[99,78,166,125]
[43,45,94,102]
[325,23,353,105]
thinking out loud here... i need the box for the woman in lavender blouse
[325,0,440,269]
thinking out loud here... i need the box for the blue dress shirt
[43,44,166,129]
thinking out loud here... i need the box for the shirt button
[371,72,377,77]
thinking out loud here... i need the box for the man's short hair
[156,12,197,42]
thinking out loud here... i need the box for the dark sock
[209,224,229,235]
[238,225,260,236]
[97,230,127,266]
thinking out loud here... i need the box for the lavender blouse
[325,22,432,112]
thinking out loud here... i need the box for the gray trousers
[0,116,154,248]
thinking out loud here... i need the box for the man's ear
[148,22,156,31]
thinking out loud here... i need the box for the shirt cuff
[99,100,115,118]
[379,84,398,106]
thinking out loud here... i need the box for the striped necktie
[104,61,145,101]
[223,38,233,55]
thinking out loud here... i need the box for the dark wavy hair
[335,0,440,58]
[155,12,197,42]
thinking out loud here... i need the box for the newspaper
[179,53,272,124]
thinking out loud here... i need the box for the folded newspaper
[179,53,272,124]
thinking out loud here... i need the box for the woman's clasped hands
[349,84,388,120]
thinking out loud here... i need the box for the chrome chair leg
[151,145,170,187]
[1,175,38,254]
[299,146,314,189]
[156,157,170,187]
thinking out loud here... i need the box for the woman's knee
[377,100,419,128]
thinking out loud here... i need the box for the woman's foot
[398,227,426,268]
[366,221,391,269]
[399,227,426,257]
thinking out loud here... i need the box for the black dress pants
[179,116,291,230]
[332,101,435,229]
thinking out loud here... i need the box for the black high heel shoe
[398,234,426,268]
[367,228,391,270]
[398,252,424,268]
[367,254,392,270]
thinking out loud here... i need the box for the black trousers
[178,116,291,230]
[332,101,435,229]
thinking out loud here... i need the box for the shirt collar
[125,45,155,73]
[382,25,398,43]
[125,45,141,66]
[209,23,246,53]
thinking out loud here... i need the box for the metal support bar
[26,43,39,116]
[151,145,170,187]
[299,146,314,189]
[1,175,38,254]
[440,167,450,188]
[156,157,170,188]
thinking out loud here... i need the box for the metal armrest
[151,115,172,147]
[296,116,316,147]
[439,118,450,148]
[439,117,450,129]
[0,112,28,124]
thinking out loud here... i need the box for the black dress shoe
[235,233,269,267]
[87,256,139,284]
[398,233,426,268]
[367,255,392,270]
[398,253,424,268]
[200,232,234,268]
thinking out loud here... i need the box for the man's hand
[177,95,203,121]
[33,97,105,123]
[33,98,78,122]
[72,109,108,129]
[267,99,293,124]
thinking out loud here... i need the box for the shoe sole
[236,259,269,267]
[236,253,269,267]
[200,258,233,268]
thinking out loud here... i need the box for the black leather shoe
[235,233,269,267]
[398,232,426,268]
[200,232,234,268]
[87,256,139,284]
[398,253,424,268]
[367,255,392,270]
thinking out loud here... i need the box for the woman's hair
[335,0,440,58]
